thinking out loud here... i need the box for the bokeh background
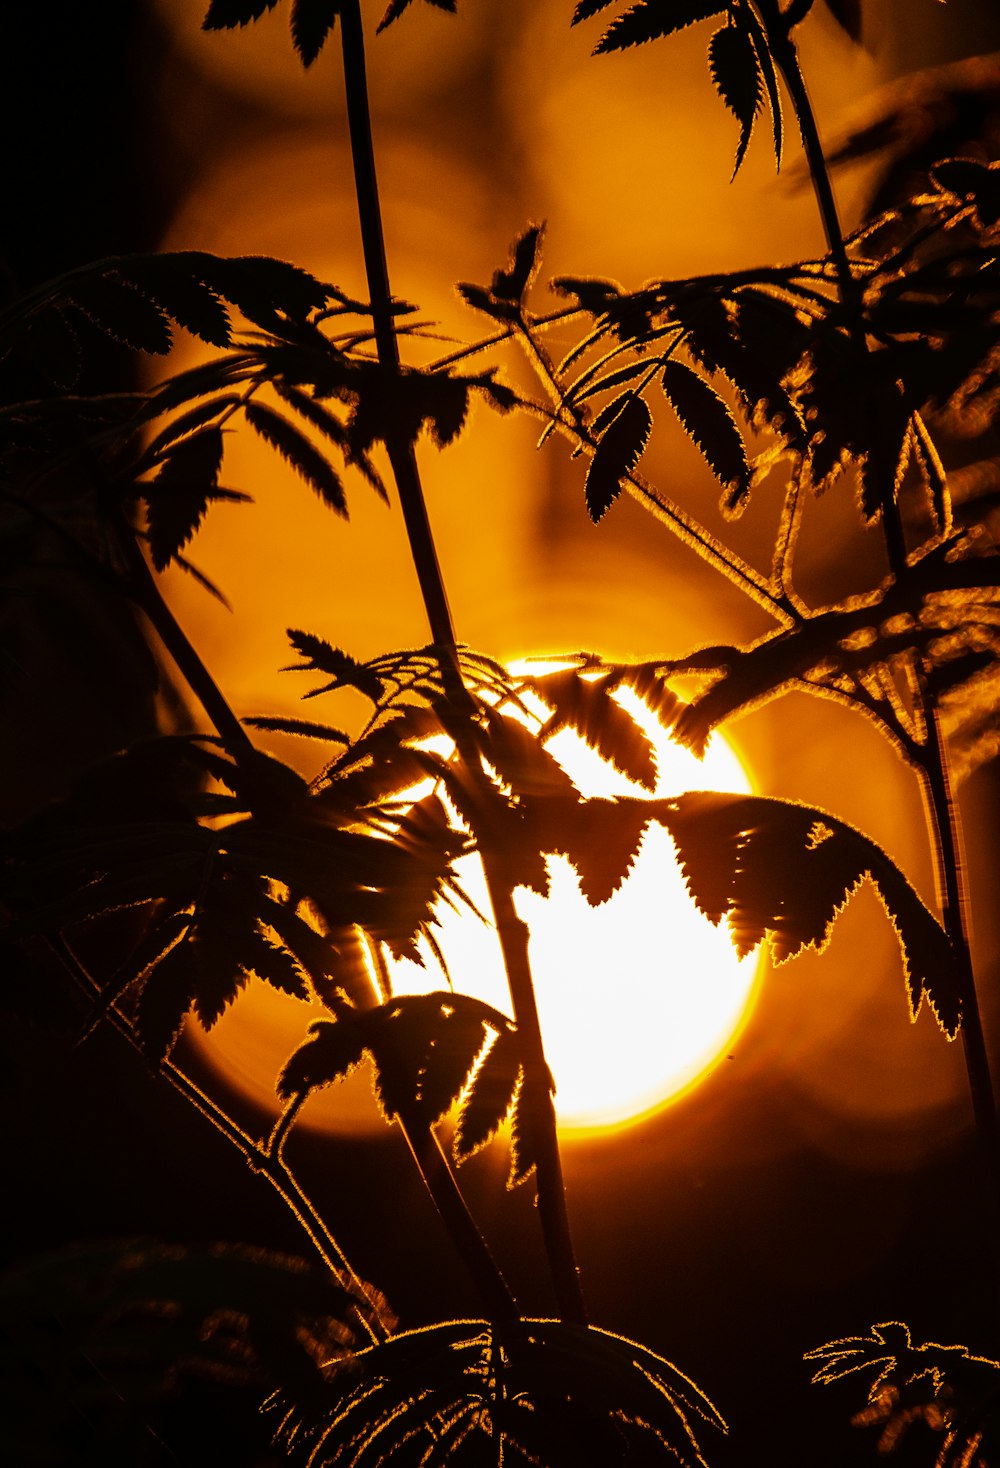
[4,2,1000,1464]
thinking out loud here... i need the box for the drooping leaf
[244,400,347,514]
[290,0,340,64]
[143,425,225,570]
[521,666,658,789]
[476,706,580,801]
[660,359,750,501]
[658,792,962,1034]
[584,392,652,522]
[118,253,233,347]
[740,4,783,166]
[141,394,240,461]
[594,0,726,54]
[708,21,762,176]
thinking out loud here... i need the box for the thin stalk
[339,0,586,1322]
[917,694,1000,1204]
[110,507,256,762]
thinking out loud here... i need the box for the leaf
[67,273,174,354]
[584,392,652,522]
[528,794,654,905]
[454,1023,523,1160]
[245,714,352,743]
[118,253,233,347]
[203,0,281,30]
[477,707,580,800]
[243,400,347,514]
[377,0,456,32]
[740,3,783,167]
[290,0,340,64]
[660,359,750,501]
[708,21,762,176]
[572,0,616,22]
[657,792,962,1034]
[142,394,240,461]
[284,629,386,701]
[143,425,225,570]
[491,223,545,304]
[521,666,658,789]
[594,0,725,53]
[269,1319,725,1468]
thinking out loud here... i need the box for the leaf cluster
[808,1321,1000,1466]
[268,1317,726,1467]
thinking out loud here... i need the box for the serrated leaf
[523,667,658,789]
[135,935,199,1062]
[290,0,340,64]
[196,254,329,328]
[572,0,616,22]
[143,425,225,570]
[661,359,750,501]
[529,794,654,905]
[454,1023,522,1159]
[477,707,580,800]
[118,253,233,347]
[658,792,962,1034]
[244,400,347,514]
[284,630,386,701]
[203,0,281,30]
[709,21,762,176]
[245,714,352,743]
[377,0,456,31]
[142,394,240,461]
[67,273,174,354]
[741,4,783,167]
[595,0,724,52]
[584,392,652,522]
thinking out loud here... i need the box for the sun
[188,689,760,1137]
[390,688,760,1133]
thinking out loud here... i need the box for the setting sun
[191,690,760,1137]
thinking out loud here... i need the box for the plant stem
[916,694,1000,1205]
[338,0,586,1322]
[765,14,909,580]
[111,507,256,762]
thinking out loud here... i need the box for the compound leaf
[595,0,725,53]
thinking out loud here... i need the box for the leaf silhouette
[594,0,726,54]
[492,223,545,304]
[243,400,347,514]
[660,359,750,501]
[66,273,174,355]
[520,666,658,789]
[584,392,652,522]
[290,0,341,64]
[268,1318,725,1468]
[203,0,281,26]
[278,992,514,1131]
[658,792,962,1034]
[708,20,762,176]
[284,630,386,700]
[528,794,654,905]
[143,425,226,570]
[454,1022,523,1161]
[377,0,456,31]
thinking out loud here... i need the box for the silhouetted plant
[2,0,999,1463]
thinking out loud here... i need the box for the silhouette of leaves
[526,794,654,905]
[519,665,658,789]
[457,224,545,323]
[590,1,726,54]
[808,1322,1000,1466]
[661,359,750,500]
[278,991,516,1131]
[709,19,763,176]
[658,792,961,1033]
[584,392,652,521]
[142,424,226,570]
[244,401,347,514]
[454,1022,524,1162]
[268,1318,726,1467]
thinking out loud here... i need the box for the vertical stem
[766,16,909,581]
[918,696,1000,1202]
[338,0,586,1321]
